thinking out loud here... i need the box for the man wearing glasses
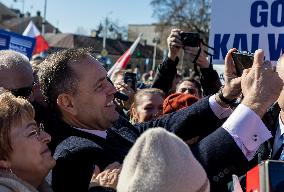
[0,50,34,100]
[0,50,52,128]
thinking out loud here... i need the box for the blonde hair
[130,88,165,123]
[0,91,35,160]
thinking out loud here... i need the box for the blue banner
[0,34,10,50]
[0,30,35,59]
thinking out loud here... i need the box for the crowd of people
[0,28,283,192]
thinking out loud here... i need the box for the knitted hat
[163,93,199,114]
[117,128,210,192]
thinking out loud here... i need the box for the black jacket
[48,97,249,192]
[151,57,222,96]
[252,103,281,164]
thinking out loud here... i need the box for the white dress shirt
[209,95,272,161]
[75,127,107,139]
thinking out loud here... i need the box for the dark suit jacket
[252,103,281,164]
[48,97,249,192]
[229,103,281,192]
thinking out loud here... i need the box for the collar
[278,115,284,137]
[73,127,107,139]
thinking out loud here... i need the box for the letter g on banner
[250,0,268,27]
[251,0,284,27]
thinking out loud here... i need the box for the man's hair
[176,77,202,96]
[0,50,32,72]
[38,48,92,114]
[0,91,35,160]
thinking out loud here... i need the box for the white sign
[213,64,225,84]
[209,0,284,64]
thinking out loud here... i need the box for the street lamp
[152,37,160,71]
[14,0,25,14]
[42,0,47,34]
[14,0,25,32]
[98,16,113,57]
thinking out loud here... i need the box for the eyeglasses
[35,123,45,140]
[27,123,45,141]
[10,83,34,98]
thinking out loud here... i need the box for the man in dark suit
[38,48,282,192]
[253,54,284,163]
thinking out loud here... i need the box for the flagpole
[152,37,160,71]
[107,33,143,78]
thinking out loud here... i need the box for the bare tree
[151,0,211,42]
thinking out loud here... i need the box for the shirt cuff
[222,104,272,160]
[209,95,233,119]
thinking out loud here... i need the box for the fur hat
[117,128,209,192]
[163,93,199,114]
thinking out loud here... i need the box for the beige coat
[0,171,53,192]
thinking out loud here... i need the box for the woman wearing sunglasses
[0,91,55,192]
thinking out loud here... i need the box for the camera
[124,72,137,91]
[180,32,201,47]
[231,51,254,77]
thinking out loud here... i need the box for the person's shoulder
[0,185,13,192]
[53,136,103,159]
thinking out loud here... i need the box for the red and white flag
[107,33,143,78]
[23,21,49,55]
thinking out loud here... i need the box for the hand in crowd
[167,28,182,61]
[184,45,209,68]
[241,49,283,117]
[89,162,121,189]
[115,81,135,110]
[222,48,242,100]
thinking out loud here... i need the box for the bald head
[0,50,34,89]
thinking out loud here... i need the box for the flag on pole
[23,21,49,55]
[107,33,143,79]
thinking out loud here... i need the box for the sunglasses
[10,84,34,98]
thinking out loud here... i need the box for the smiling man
[39,48,282,192]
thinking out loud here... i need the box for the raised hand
[167,28,183,61]
[241,49,283,117]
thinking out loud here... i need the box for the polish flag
[23,21,49,55]
[107,33,143,79]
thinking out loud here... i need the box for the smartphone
[124,72,137,91]
[231,51,254,77]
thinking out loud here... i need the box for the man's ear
[57,93,77,115]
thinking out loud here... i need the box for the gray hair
[0,50,32,72]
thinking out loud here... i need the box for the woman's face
[132,94,164,123]
[8,118,55,187]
